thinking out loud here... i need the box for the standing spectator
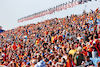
[73,46,85,66]
[66,54,76,67]
[92,35,98,58]
[69,44,77,58]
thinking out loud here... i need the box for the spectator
[92,35,98,58]
[73,46,85,66]
[34,55,46,67]
[66,54,76,67]
[84,56,94,66]
[97,62,100,67]
[0,8,100,67]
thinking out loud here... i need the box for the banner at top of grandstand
[18,0,93,23]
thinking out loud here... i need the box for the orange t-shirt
[83,15,86,19]
[90,17,93,20]
[66,60,76,67]
[63,18,66,22]
[19,55,23,59]
[73,17,76,21]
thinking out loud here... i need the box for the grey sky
[0,0,100,30]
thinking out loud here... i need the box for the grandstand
[0,0,100,67]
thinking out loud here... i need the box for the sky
[0,0,100,30]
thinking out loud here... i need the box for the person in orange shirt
[66,54,76,67]
[63,18,66,23]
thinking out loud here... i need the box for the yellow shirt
[51,36,54,43]
[69,49,77,56]
[35,40,39,45]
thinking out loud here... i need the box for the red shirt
[82,50,87,56]
[13,44,17,50]
[59,35,62,42]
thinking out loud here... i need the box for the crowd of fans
[0,8,100,67]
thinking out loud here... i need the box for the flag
[64,2,68,10]
[58,5,62,11]
[18,1,84,23]
[57,6,61,12]
[37,13,40,17]
[18,18,23,23]
[69,2,73,8]
[59,4,63,11]
[77,0,82,4]
[47,9,50,15]
[52,7,55,13]
[40,12,42,17]
[43,11,46,16]
[71,2,74,7]
[74,0,79,5]
[18,19,24,23]
[72,1,76,7]
[55,6,58,11]
[33,15,36,19]
[62,3,65,9]
[82,0,87,4]
[18,19,21,23]
[45,10,48,15]
[72,0,74,2]
[49,9,53,14]
[95,8,99,12]
[27,16,33,20]
[24,17,28,21]
[68,1,71,8]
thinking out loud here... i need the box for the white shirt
[34,60,46,67]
